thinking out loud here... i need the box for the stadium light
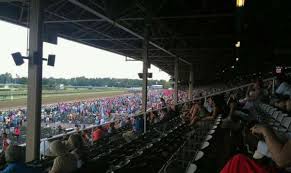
[236,0,245,7]
[11,52,55,66]
[231,65,235,69]
[235,41,240,48]
[236,57,239,61]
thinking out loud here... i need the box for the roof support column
[174,57,179,104]
[142,24,149,133]
[26,0,43,162]
[188,65,194,100]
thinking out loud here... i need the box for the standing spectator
[13,126,20,143]
[160,98,167,107]
[2,133,11,152]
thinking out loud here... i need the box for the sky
[0,20,170,80]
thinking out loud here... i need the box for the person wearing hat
[49,140,77,173]
[67,134,85,168]
[1,145,40,173]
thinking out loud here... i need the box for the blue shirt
[0,162,40,173]
[134,117,144,134]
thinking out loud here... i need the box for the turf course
[0,87,127,110]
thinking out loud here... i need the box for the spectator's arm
[49,157,61,173]
[251,125,291,167]
[262,128,291,167]
[203,106,218,120]
[228,102,235,119]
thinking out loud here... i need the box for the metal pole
[26,0,43,162]
[188,65,194,100]
[174,57,179,104]
[142,24,149,133]
[272,79,275,95]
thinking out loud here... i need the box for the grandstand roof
[0,0,291,84]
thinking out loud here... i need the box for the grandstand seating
[5,79,291,173]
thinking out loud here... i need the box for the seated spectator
[1,145,40,173]
[92,126,103,142]
[202,95,225,121]
[275,74,291,97]
[148,111,159,125]
[274,96,291,112]
[108,122,117,134]
[220,124,291,173]
[67,134,85,168]
[81,130,90,144]
[188,99,209,125]
[49,140,77,173]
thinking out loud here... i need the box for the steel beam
[142,25,149,133]
[189,65,194,100]
[44,13,233,23]
[77,35,232,41]
[68,0,191,65]
[174,57,179,104]
[26,0,43,162]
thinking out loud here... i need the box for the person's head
[207,97,213,106]
[254,79,263,89]
[49,140,68,156]
[2,133,7,139]
[5,145,22,163]
[110,122,115,128]
[67,134,82,150]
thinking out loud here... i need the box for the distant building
[58,84,65,90]
[150,85,163,89]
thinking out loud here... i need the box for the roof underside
[0,0,291,84]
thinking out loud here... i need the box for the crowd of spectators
[0,81,250,172]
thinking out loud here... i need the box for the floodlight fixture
[47,54,55,66]
[11,52,56,66]
[11,52,25,66]
[138,73,153,79]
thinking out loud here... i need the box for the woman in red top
[92,126,103,142]
[220,125,291,173]
[14,126,20,143]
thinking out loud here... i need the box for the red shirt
[92,129,102,142]
[14,128,20,136]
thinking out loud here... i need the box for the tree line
[0,73,171,88]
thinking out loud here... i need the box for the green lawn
[0,88,127,110]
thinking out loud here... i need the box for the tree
[0,73,170,88]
